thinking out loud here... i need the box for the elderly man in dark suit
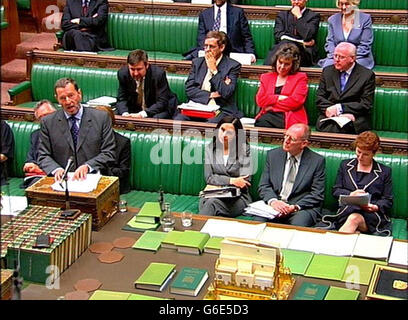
[265,0,320,67]
[184,0,256,63]
[175,31,242,123]
[256,123,325,227]
[315,42,375,134]
[116,50,178,118]
[61,0,111,52]
[21,100,56,188]
[38,78,116,181]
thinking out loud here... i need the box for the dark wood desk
[9,210,371,300]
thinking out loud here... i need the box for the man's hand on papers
[325,105,338,118]
[54,168,65,182]
[270,200,296,217]
[230,175,251,189]
[73,164,89,181]
[210,91,221,99]
[23,162,41,173]
[340,113,355,122]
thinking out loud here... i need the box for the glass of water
[118,200,127,213]
[160,202,175,232]
[181,211,193,227]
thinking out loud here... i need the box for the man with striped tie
[61,0,112,52]
[38,78,115,182]
[184,0,256,62]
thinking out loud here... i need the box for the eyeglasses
[284,134,306,143]
[333,54,353,61]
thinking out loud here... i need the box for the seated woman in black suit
[95,106,131,194]
[199,116,253,217]
[320,131,393,236]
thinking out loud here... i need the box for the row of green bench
[240,0,408,10]
[8,63,408,139]
[56,13,408,73]
[5,120,407,240]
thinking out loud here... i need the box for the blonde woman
[318,0,374,69]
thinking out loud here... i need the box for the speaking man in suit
[175,31,242,123]
[265,0,320,67]
[256,123,325,227]
[61,0,112,52]
[21,100,56,188]
[184,0,256,63]
[315,42,375,134]
[38,78,116,181]
[116,50,178,118]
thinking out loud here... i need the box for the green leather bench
[241,0,408,10]
[8,63,408,139]
[0,6,8,29]
[56,13,408,72]
[5,120,407,240]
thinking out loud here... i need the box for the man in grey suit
[256,123,325,227]
[38,78,116,181]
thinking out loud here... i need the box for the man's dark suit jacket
[116,65,178,117]
[272,8,320,66]
[104,132,130,194]
[26,129,40,164]
[315,63,376,134]
[38,107,116,175]
[258,147,326,223]
[196,4,255,56]
[186,55,241,116]
[61,0,111,50]
[0,120,14,185]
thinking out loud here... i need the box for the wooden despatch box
[25,176,119,231]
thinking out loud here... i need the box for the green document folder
[324,286,360,300]
[132,230,167,251]
[134,262,177,291]
[203,237,224,254]
[123,216,160,232]
[293,282,330,300]
[89,290,131,300]
[341,257,387,285]
[305,254,350,281]
[170,267,209,296]
[282,249,314,275]
[175,230,210,254]
[135,202,163,223]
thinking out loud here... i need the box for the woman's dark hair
[270,43,301,74]
[212,116,248,161]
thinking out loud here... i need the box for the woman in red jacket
[255,43,309,129]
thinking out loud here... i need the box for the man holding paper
[175,31,242,123]
[319,131,393,236]
[315,42,375,134]
[256,123,325,227]
[264,0,320,67]
[38,78,116,182]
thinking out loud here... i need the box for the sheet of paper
[200,219,266,240]
[319,116,352,128]
[178,100,220,112]
[352,234,393,260]
[87,96,117,106]
[257,226,295,249]
[0,196,28,216]
[318,232,359,256]
[51,173,102,193]
[244,200,280,220]
[287,230,326,253]
[388,241,408,266]
[229,52,253,65]
[191,0,212,4]
[281,35,304,44]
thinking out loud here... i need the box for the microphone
[60,156,74,182]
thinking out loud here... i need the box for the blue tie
[69,116,79,147]
[213,7,221,31]
[340,72,347,92]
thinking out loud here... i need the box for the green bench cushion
[240,0,408,10]
[11,63,408,137]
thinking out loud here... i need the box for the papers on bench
[319,116,352,128]
[177,100,220,112]
[388,241,408,266]
[229,53,253,65]
[0,196,28,216]
[244,200,280,220]
[339,193,371,206]
[87,96,117,107]
[352,234,393,261]
[51,173,102,193]
[281,35,305,45]
[200,185,241,199]
[200,219,266,240]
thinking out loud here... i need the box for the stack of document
[51,173,102,193]
[177,100,220,112]
[339,193,371,206]
[244,200,280,220]
[200,219,266,240]
[200,185,241,199]
[87,96,117,107]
